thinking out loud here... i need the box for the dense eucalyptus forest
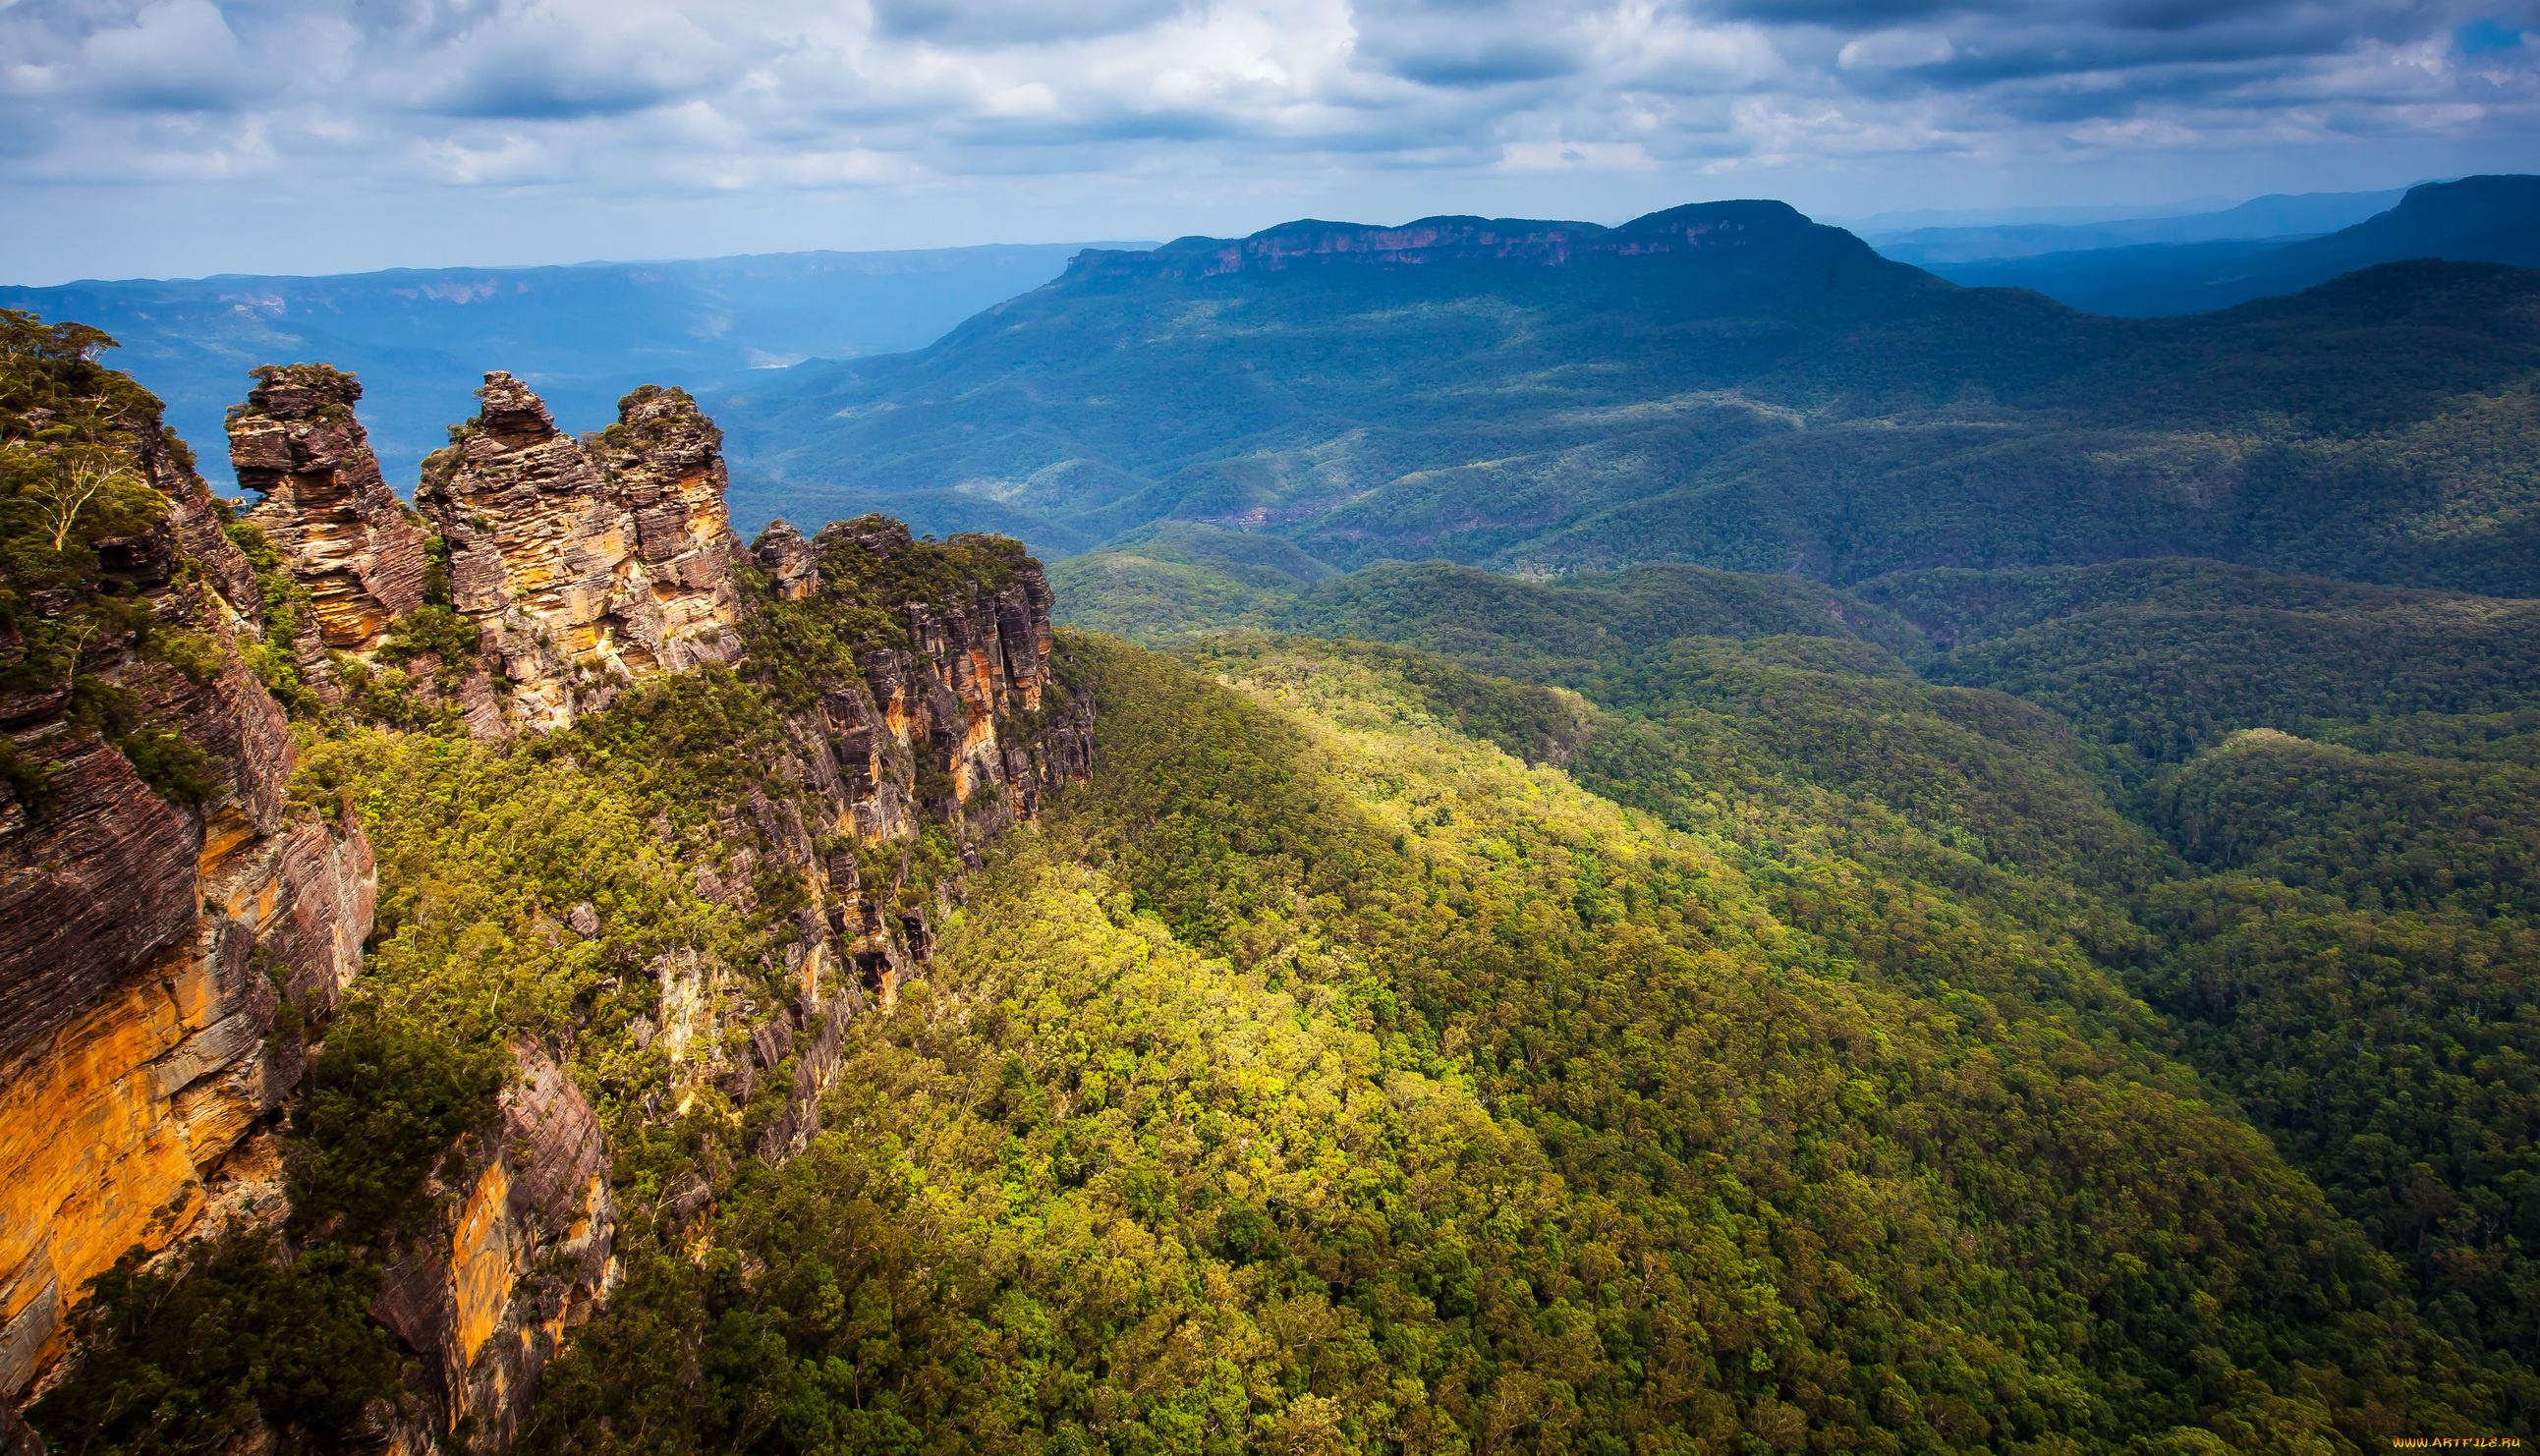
[2,187,2537,1456]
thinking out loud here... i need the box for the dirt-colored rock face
[0,816,372,1395]
[369,1045,615,1454]
[416,374,746,734]
[0,422,375,1398]
[229,364,430,651]
[754,519,818,599]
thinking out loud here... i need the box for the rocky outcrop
[417,375,746,733]
[754,519,818,600]
[228,364,431,651]
[371,1044,615,1454]
[1067,199,1874,282]
[742,517,1092,1049]
[0,415,375,1398]
[4,328,1089,1449]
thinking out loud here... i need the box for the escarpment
[1,327,375,1401]
[416,372,745,733]
[8,325,1091,1453]
[1064,197,1876,283]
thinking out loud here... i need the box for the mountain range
[716,178,2540,597]
[4,167,2539,1454]
[1862,185,2411,265]
[1920,174,2540,314]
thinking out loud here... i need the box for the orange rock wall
[0,810,373,1396]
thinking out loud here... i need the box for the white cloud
[0,0,2530,279]
[81,0,249,109]
[1837,29,1954,72]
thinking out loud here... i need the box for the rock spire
[416,373,747,732]
[227,364,431,651]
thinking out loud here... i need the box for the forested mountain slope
[509,633,2538,1453]
[719,199,2540,595]
[1050,541,2540,1424]
[8,252,2540,1456]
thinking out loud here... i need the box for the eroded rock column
[228,364,430,651]
[416,373,745,733]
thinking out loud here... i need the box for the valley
[2,175,2537,1455]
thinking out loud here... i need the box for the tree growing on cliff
[24,446,147,550]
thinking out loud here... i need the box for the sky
[3,0,2535,284]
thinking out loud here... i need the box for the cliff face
[755,516,1089,1024]
[7,336,1091,1454]
[370,1044,615,1455]
[416,373,746,734]
[228,364,430,651]
[0,365,375,1399]
[308,519,1088,1453]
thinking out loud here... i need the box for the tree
[31,447,144,550]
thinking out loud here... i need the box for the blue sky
[3,0,2534,283]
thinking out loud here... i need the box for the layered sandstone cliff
[229,364,431,652]
[750,515,1088,1027]
[309,518,1089,1452]
[371,1044,616,1454]
[7,348,1090,1454]
[0,397,375,1400]
[416,373,745,733]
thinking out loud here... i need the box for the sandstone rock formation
[0,413,375,1398]
[6,340,1089,1451]
[370,1044,615,1453]
[417,374,746,733]
[747,516,1091,1036]
[754,518,818,599]
[228,364,431,651]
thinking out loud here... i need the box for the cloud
[1347,0,1596,86]
[408,0,734,118]
[1837,29,1955,71]
[80,0,251,110]
[871,0,1199,43]
[0,0,2531,279]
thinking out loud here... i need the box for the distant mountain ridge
[1926,175,2540,314]
[1869,187,2411,265]
[718,195,2540,595]
[1069,200,1860,279]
